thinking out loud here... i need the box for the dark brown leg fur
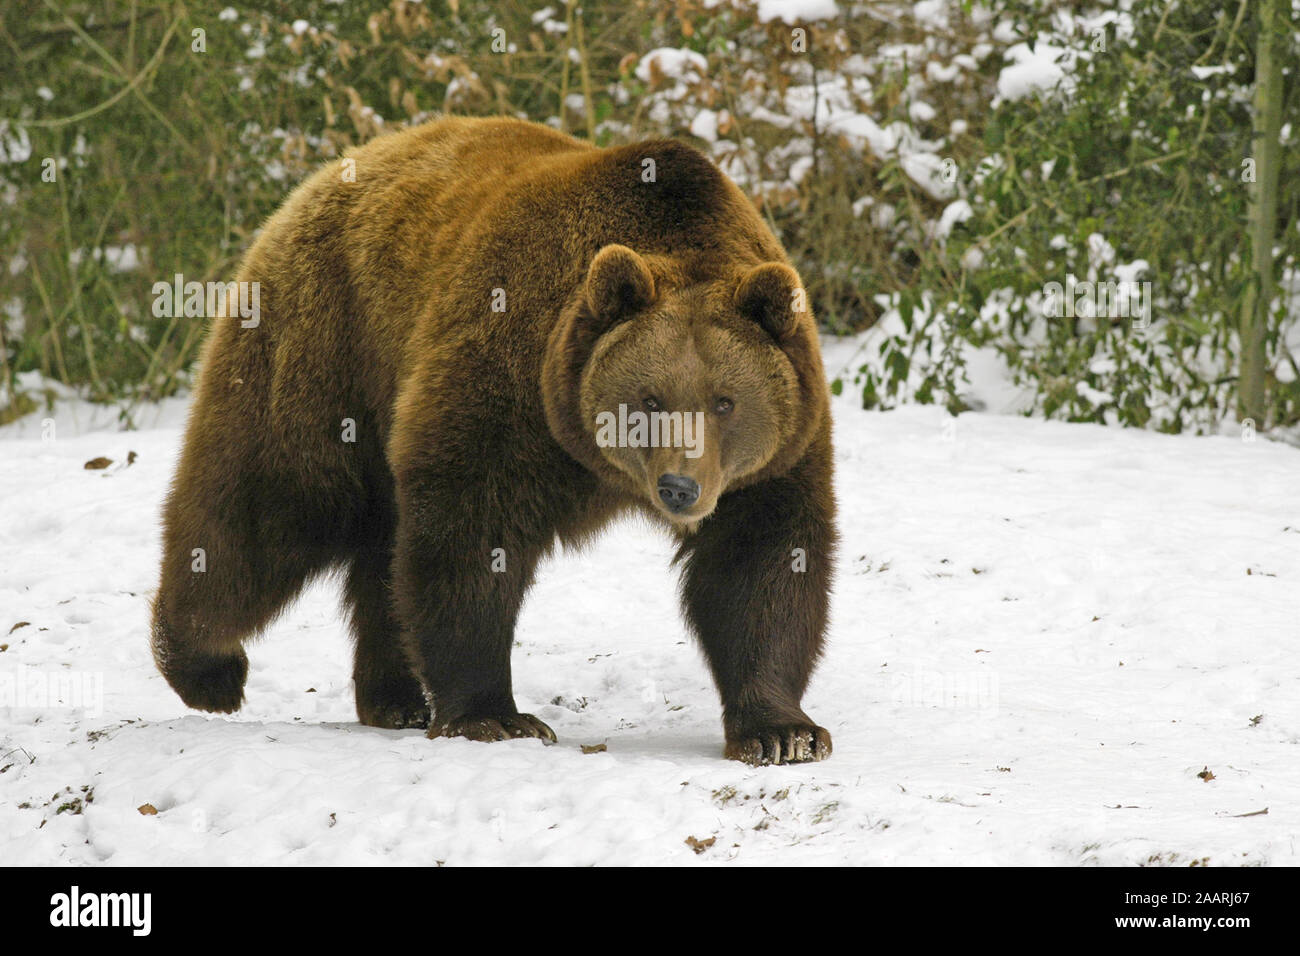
[387,384,576,746]
[676,429,837,766]
[151,465,331,713]
[391,485,557,743]
[151,320,358,715]
[346,518,430,730]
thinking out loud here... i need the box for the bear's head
[543,243,828,527]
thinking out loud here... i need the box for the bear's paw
[429,712,557,745]
[359,700,432,731]
[725,724,832,766]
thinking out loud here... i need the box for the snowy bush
[2,0,1295,434]
[839,1,1300,433]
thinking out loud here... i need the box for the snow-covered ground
[1,381,1297,866]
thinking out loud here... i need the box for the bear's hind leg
[345,545,430,730]
[151,604,249,714]
[152,472,329,713]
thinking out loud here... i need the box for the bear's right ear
[735,262,803,342]
[585,244,655,328]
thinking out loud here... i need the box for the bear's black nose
[657,474,700,512]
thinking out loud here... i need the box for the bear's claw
[430,712,557,744]
[360,701,432,730]
[725,724,832,766]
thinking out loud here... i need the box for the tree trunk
[1238,0,1285,425]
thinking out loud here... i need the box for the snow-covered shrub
[1,0,1016,417]
[3,0,1293,433]
[841,1,1300,432]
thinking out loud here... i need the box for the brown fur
[152,116,838,764]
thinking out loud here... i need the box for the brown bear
[151,116,837,765]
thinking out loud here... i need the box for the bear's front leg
[676,437,837,766]
[391,464,557,745]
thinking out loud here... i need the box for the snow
[0,122,32,164]
[1190,65,1235,80]
[932,198,973,241]
[755,0,840,25]
[997,40,1074,101]
[1075,380,1115,406]
[1,385,1298,865]
[910,0,950,30]
[690,109,720,143]
[67,245,144,274]
[908,100,937,123]
[771,74,957,200]
[899,151,956,201]
[635,48,708,85]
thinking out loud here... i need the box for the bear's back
[216,117,786,463]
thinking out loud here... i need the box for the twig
[9,9,181,129]
[971,149,1192,252]
[574,6,596,140]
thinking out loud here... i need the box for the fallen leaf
[685,835,715,854]
[1197,767,1215,782]
[137,803,158,815]
[84,457,112,470]
[581,743,607,754]
[8,621,29,634]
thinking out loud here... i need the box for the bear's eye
[643,396,662,412]
[714,397,734,415]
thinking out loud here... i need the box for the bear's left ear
[585,244,656,328]
[735,263,804,342]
